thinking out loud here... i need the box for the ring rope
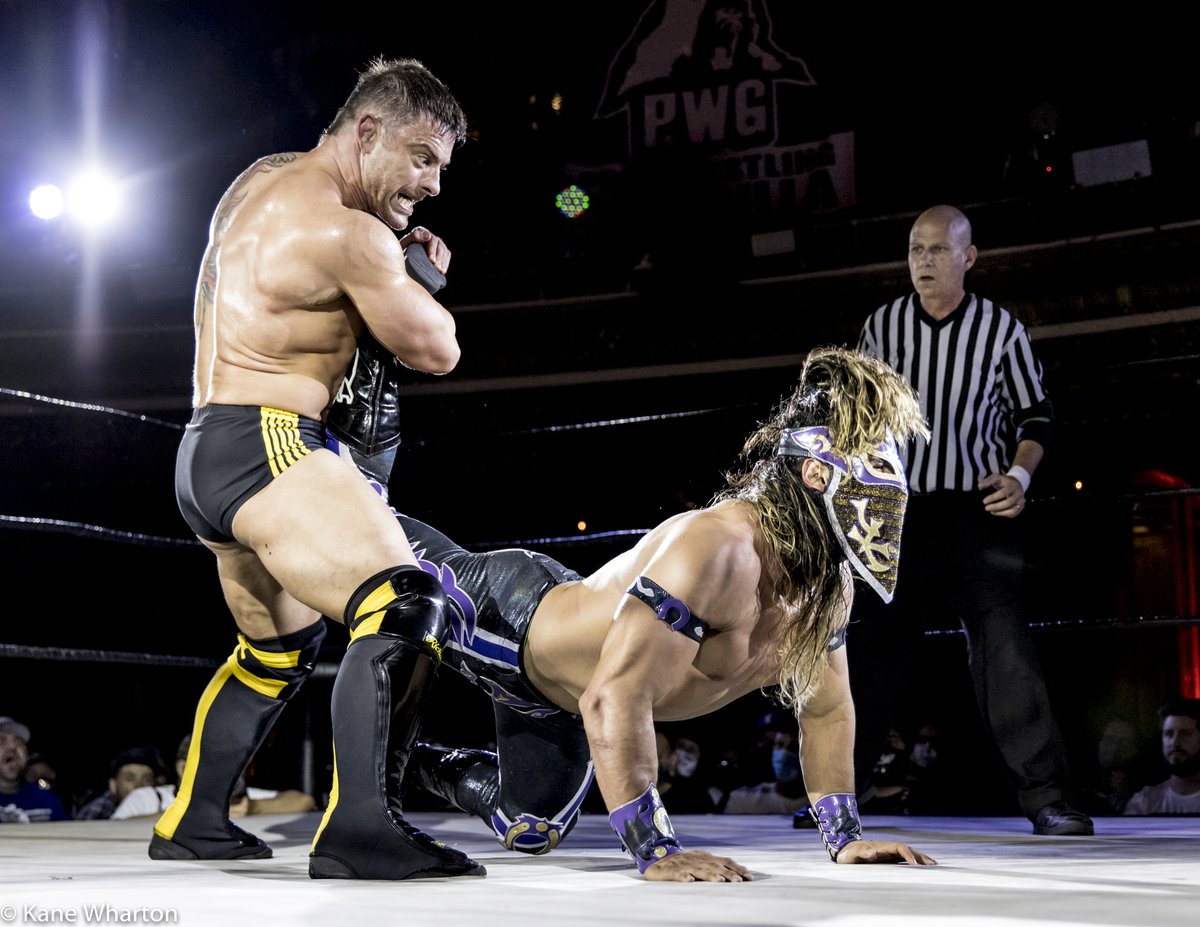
[0,386,186,430]
[4,387,1199,554]
[0,514,202,549]
[0,642,220,669]
[0,642,342,680]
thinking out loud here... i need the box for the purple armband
[812,792,862,861]
[608,783,683,873]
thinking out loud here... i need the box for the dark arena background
[2,3,1199,922]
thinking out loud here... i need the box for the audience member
[76,745,171,821]
[23,753,59,791]
[709,746,745,813]
[106,734,316,820]
[857,728,911,814]
[22,752,75,817]
[0,716,69,822]
[1082,718,1144,816]
[179,735,315,818]
[723,728,808,815]
[657,736,719,814]
[855,720,958,815]
[1123,697,1200,816]
[902,722,956,814]
[739,710,794,793]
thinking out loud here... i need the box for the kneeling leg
[409,704,594,856]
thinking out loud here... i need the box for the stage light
[29,184,64,220]
[66,168,121,229]
[556,184,590,219]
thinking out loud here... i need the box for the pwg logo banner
[595,0,854,218]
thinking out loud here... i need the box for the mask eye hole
[866,454,897,476]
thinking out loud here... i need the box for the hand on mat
[643,849,753,882]
[837,839,937,865]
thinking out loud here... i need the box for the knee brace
[491,809,572,856]
[489,762,594,856]
[344,565,449,661]
[228,619,326,701]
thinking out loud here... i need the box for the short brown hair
[324,57,467,144]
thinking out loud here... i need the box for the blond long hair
[715,347,928,709]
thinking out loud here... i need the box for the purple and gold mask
[777,426,908,602]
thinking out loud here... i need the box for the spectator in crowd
[116,735,316,820]
[857,728,911,814]
[739,710,794,793]
[657,736,719,814]
[902,722,956,814]
[709,746,746,813]
[1082,718,1144,816]
[22,752,75,817]
[0,716,69,823]
[76,745,170,821]
[23,753,59,792]
[1123,697,1200,816]
[724,728,809,815]
[221,734,318,818]
[856,720,956,815]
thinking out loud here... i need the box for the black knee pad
[344,565,449,660]
[232,620,326,701]
[490,807,579,855]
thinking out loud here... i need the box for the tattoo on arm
[196,152,299,330]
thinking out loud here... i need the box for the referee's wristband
[1005,466,1031,493]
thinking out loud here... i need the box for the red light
[1044,165,1053,173]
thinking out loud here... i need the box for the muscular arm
[796,643,857,802]
[797,587,936,866]
[578,526,755,881]
[577,568,709,813]
[328,212,460,374]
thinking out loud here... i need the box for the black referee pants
[847,491,1076,819]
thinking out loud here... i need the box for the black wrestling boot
[149,624,324,861]
[148,676,281,860]
[149,820,272,861]
[308,636,486,880]
[408,742,500,824]
[147,672,278,859]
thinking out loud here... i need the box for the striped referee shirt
[857,293,1054,493]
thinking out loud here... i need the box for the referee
[848,204,1093,836]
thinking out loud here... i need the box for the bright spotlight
[67,169,121,228]
[29,184,64,220]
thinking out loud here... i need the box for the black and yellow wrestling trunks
[176,404,327,543]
